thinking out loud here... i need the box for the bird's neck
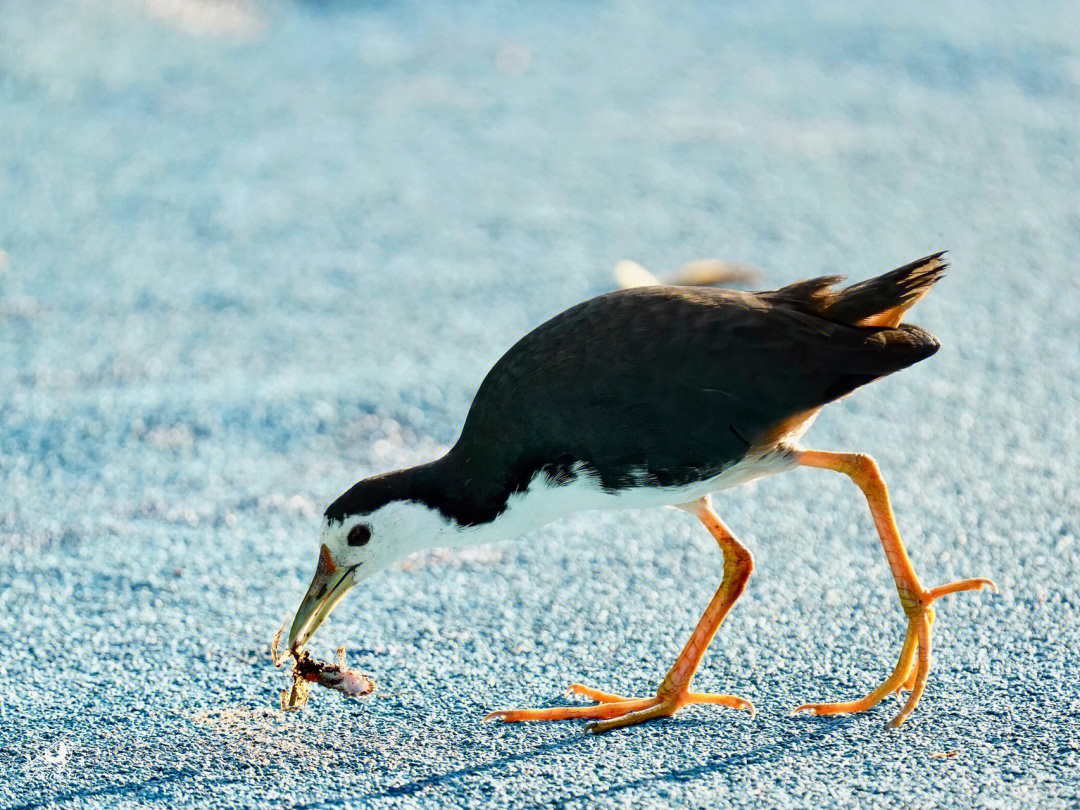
[370,442,599,553]
[408,447,595,548]
[370,453,472,545]
[383,448,525,547]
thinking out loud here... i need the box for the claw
[795,576,994,727]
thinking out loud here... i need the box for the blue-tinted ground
[2,1,1079,807]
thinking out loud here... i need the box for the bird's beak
[287,544,359,651]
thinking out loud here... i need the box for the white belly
[451,449,800,547]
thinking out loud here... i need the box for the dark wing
[449,285,938,511]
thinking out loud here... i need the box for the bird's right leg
[484,496,754,732]
[793,450,995,727]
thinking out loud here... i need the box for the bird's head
[286,466,455,651]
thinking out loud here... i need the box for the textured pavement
[2,1,1079,807]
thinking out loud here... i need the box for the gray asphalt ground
[2,1,1079,807]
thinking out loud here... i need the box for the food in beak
[271,625,375,710]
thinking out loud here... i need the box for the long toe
[566,683,633,703]
[587,702,674,733]
[585,689,755,733]
[927,577,997,600]
[794,618,920,719]
[486,686,752,730]
[687,692,755,714]
[893,609,933,694]
[484,697,655,724]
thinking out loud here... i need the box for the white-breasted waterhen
[287,251,994,732]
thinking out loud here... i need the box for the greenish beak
[287,544,358,651]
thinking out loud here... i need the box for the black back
[327,280,940,528]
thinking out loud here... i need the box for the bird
[286,251,995,732]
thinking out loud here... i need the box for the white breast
[449,449,800,548]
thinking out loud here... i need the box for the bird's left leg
[792,450,995,727]
[584,499,755,732]
[485,497,755,732]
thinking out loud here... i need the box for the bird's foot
[793,576,995,728]
[484,682,753,733]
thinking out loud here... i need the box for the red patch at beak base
[317,543,337,575]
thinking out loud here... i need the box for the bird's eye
[347,524,371,547]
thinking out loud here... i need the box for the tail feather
[763,252,947,327]
[831,251,947,327]
[820,324,942,402]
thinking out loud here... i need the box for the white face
[321,498,460,579]
[288,498,461,649]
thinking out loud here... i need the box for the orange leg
[485,496,755,733]
[793,450,995,727]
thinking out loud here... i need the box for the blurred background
[2,1,1078,807]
